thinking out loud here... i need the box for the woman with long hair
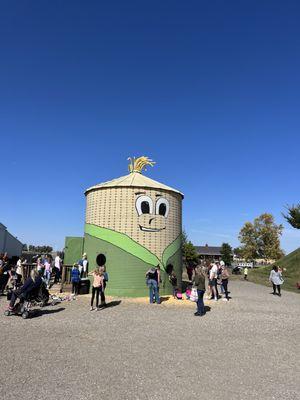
[221,265,230,301]
[8,269,42,311]
[193,265,206,316]
[88,267,104,311]
[269,265,283,296]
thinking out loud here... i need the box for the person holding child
[89,267,104,310]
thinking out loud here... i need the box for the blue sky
[1,1,300,252]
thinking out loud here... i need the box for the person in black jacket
[8,269,42,310]
[0,262,11,294]
[146,267,160,304]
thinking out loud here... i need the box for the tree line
[23,244,53,253]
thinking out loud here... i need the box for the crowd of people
[1,250,285,318]
[0,252,62,308]
[145,260,232,317]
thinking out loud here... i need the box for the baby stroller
[5,281,50,319]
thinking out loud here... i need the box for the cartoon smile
[139,225,166,232]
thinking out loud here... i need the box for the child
[71,264,80,296]
[88,267,104,311]
[185,284,192,300]
[169,271,178,299]
[44,257,52,289]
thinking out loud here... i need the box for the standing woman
[16,257,23,285]
[269,265,283,296]
[99,265,108,307]
[36,258,44,276]
[193,265,206,316]
[221,265,230,301]
[88,267,104,311]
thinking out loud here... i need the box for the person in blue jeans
[193,265,206,316]
[146,267,160,304]
[71,264,81,295]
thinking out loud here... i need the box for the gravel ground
[0,280,299,400]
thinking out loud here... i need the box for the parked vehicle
[232,266,242,275]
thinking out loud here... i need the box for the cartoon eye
[156,198,169,217]
[136,195,153,216]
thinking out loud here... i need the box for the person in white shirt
[208,263,219,301]
[16,257,23,284]
[54,254,62,283]
[269,265,283,296]
[82,254,88,278]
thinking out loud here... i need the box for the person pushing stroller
[7,269,42,313]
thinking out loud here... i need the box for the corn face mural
[84,157,184,297]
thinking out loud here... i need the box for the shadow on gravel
[159,296,170,303]
[104,300,121,308]
[32,307,65,318]
[204,306,211,313]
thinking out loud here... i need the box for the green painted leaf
[85,224,161,267]
[162,234,182,266]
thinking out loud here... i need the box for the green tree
[220,243,233,265]
[238,222,258,261]
[233,247,243,258]
[182,231,199,267]
[283,204,300,229]
[238,213,284,261]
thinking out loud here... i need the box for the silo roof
[85,172,184,198]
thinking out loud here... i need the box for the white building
[0,223,23,257]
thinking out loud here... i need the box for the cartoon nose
[149,217,155,225]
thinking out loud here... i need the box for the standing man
[244,266,248,280]
[82,253,89,278]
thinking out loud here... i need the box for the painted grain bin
[84,157,184,297]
